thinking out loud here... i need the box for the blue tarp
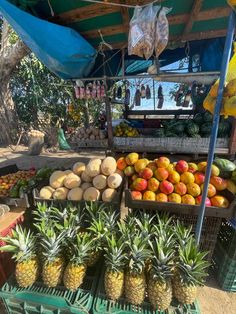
[0,0,97,79]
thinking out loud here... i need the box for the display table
[0,207,25,286]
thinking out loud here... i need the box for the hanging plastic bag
[155,7,172,57]
[128,4,160,59]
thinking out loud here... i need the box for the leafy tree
[0,18,29,144]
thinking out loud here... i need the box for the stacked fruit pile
[0,205,209,310]
[39,157,123,202]
[118,153,235,207]
[114,122,139,137]
[72,126,107,141]
[0,169,36,198]
[154,112,231,138]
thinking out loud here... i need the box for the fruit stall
[0,0,236,313]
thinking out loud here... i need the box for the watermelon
[203,111,212,122]
[191,134,201,138]
[200,123,212,137]
[193,113,204,125]
[186,122,199,136]
[154,129,165,137]
[218,121,230,137]
[214,158,236,172]
[173,121,185,133]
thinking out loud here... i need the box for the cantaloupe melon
[73,162,86,175]
[83,187,100,201]
[64,170,73,175]
[107,173,122,189]
[93,175,107,190]
[86,159,101,177]
[81,170,92,183]
[81,182,92,191]
[53,187,68,200]
[64,173,81,189]
[67,187,83,201]
[101,157,117,176]
[39,186,55,199]
[102,188,117,202]
[49,171,67,189]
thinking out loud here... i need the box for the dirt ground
[0,146,236,314]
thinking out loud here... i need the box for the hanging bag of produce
[141,84,146,98]
[155,7,172,57]
[134,88,141,106]
[128,4,160,59]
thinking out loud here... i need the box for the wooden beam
[120,0,130,35]
[101,28,231,50]
[182,0,203,37]
[81,25,124,39]
[51,4,230,27]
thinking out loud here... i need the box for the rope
[47,0,55,17]
[80,0,162,9]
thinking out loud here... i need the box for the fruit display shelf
[113,137,229,155]
[125,184,235,219]
[0,263,100,314]
[92,267,201,314]
[0,165,33,208]
[33,178,124,211]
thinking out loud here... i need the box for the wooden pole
[104,79,113,150]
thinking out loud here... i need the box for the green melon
[193,113,204,125]
[200,123,212,137]
[203,111,213,122]
[186,122,199,136]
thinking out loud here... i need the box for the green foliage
[11,55,70,127]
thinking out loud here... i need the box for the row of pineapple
[0,203,209,311]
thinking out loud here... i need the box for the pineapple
[125,236,150,305]
[148,236,175,310]
[63,233,93,290]
[173,238,210,304]
[87,212,108,267]
[0,225,38,287]
[104,235,126,300]
[36,224,65,287]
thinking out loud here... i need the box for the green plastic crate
[0,265,100,314]
[92,268,201,314]
[217,219,236,260]
[213,242,236,292]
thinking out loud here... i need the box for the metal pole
[195,11,236,244]
[153,79,156,110]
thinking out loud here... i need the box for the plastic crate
[0,164,31,208]
[0,264,100,314]
[217,219,236,260]
[213,242,236,292]
[92,268,201,314]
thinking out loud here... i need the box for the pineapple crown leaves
[153,215,174,241]
[70,233,94,265]
[33,202,52,223]
[134,212,155,237]
[37,226,66,262]
[149,237,175,282]
[85,202,108,223]
[126,235,151,274]
[0,225,36,262]
[104,234,126,272]
[100,210,119,234]
[177,238,210,286]
[52,205,85,240]
[174,221,193,248]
